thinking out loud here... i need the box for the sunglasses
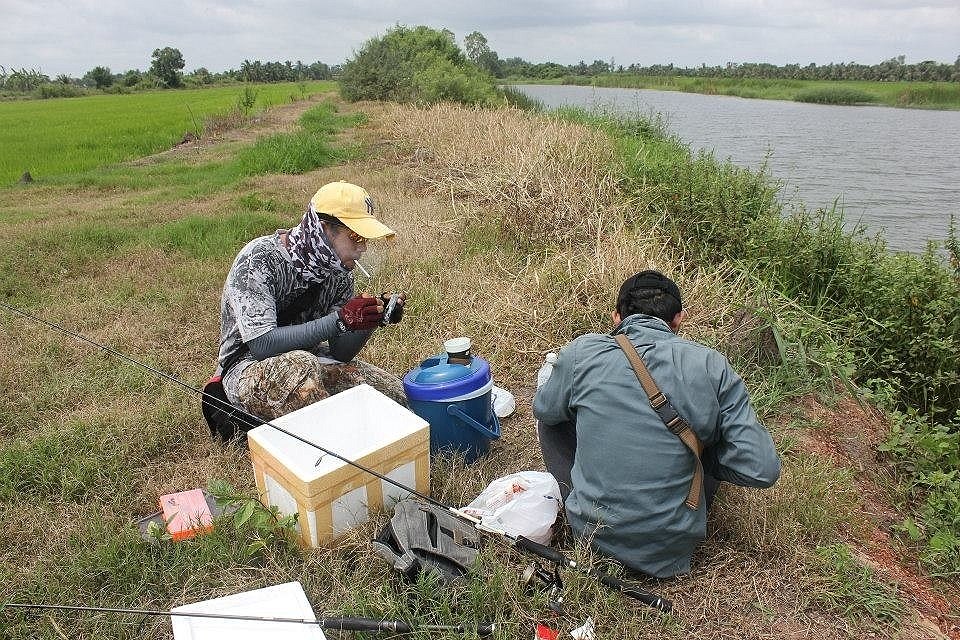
[320,217,366,244]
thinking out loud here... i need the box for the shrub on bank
[35,83,85,99]
[339,25,501,106]
[895,83,960,108]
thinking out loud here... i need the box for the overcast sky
[3,0,958,78]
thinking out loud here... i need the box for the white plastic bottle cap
[444,337,472,354]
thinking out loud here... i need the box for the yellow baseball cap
[310,181,395,239]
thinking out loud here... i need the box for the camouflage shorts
[236,350,408,421]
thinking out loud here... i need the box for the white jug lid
[444,337,472,353]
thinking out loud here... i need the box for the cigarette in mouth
[355,261,371,278]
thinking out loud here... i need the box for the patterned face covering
[286,202,347,283]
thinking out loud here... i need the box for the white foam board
[170,581,326,639]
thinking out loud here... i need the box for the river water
[514,84,960,254]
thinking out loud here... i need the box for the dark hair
[316,212,345,228]
[316,212,352,238]
[616,271,682,324]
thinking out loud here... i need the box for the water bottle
[536,352,558,388]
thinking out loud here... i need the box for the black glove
[337,296,383,331]
[380,292,406,324]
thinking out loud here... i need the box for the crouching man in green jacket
[533,270,781,578]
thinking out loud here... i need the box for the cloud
[1,0,956,77]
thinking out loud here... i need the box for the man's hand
[380,292,406,324]
[338,294,383,331]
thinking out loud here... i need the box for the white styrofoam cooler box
[247,384,430,547]
[171,581,325,639]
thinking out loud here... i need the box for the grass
[0,93,955,638]
[524,75,960,109]
[794,87,878,105]
[236,102,364,175]
[813,544,905,629]
[0,81,336,184]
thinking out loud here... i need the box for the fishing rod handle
[594,572,673,613]
[515,536,568,566]
[321,617,410,632]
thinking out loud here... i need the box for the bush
[795,87,877,105]
[498,85,543,110]
[35,83,84,99]
[879,407,960,575]
[339,25,499,106]
[896,84,960,108]
[413,54,492,104]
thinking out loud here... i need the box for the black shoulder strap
[614,333,704,510]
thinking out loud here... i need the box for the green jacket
[533,314,780,577]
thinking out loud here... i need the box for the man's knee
[236,350,329,419]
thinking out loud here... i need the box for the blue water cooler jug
[402,338,501,463]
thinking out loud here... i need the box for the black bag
[201,375,263,442]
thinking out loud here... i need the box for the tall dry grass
[377,103,783,374]
[387,104,625,248]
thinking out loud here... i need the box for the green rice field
[0,81,335,185]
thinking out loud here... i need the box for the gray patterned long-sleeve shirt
[217,231,354,401]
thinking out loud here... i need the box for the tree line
[4,34,959,101]
[458,33,960,83]
[0,46,339,99]
[610,56,960,82]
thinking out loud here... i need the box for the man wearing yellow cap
[214,181,407,423]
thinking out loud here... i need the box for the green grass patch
[0,415,137,502]
[149,212,287,259]
[68,155,243,198]
[813,544,905,628]
[795,87,878,105]
[236,130,343,175]
[236,102,363,176]
[0,210,290,302]
[0,222,137,298]
[0,82,335,184]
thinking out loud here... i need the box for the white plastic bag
[462,471,561,545]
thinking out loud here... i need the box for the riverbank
[510,75,960,110]
[1,93,957,638]
[514,83,960,254]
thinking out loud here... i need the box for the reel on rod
[521,561,566,615]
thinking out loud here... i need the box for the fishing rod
[3,603,495,635]
[0,300,672,614]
